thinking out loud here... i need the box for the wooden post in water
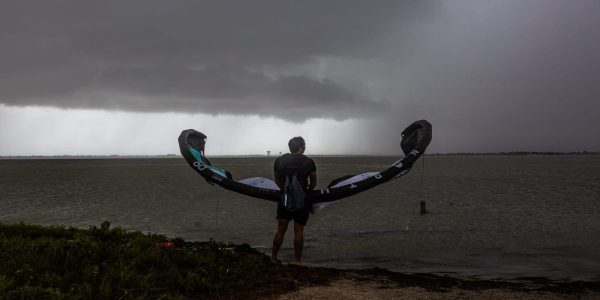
[420,201,427,215]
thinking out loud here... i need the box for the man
[272,136,317,266]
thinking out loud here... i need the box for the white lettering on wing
[193,161,209,171]
[392,159,403,168]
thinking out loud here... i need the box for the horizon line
[1,151,599,159]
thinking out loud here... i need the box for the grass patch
[2,222,598,299]
[0,221,333,299]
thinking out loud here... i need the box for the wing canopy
[178,120,432,207]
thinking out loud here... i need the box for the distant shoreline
[1,151,599,159]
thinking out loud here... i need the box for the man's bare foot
[295,261,302,267]
[271,258,282,265]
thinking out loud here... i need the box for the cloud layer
[1,1,432,120]
[1,0,599,152]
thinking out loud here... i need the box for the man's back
[274,153,316,192]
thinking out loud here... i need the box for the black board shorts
[276,204,310,226]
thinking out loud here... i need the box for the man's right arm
[274,170,284,190]
[274,158,283,189]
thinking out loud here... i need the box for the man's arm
[274,170,284,190]
[308,171,317,192]
[274,158,283,190]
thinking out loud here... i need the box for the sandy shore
[262,268,600,300]
[276,279,600,299]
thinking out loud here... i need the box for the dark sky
[1,0,599,153]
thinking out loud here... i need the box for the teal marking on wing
[188,146,228,178]
[189,147,205,163]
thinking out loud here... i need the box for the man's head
[288,137,306,153]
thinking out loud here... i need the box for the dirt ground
[262,268,600,300]
[274,278,600,300]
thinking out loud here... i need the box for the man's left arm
[308,171,317,192]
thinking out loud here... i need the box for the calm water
[1,156,599,280]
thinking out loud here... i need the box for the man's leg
[293,222,304,266]
[272,219,289,263]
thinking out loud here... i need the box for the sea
[1,155,599,281]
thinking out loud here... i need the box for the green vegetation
[0,221,324,299]
[2,222,598,299]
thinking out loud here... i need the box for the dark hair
[288,137,305,153]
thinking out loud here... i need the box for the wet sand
[269,268,600,300]
[278,282,599,300]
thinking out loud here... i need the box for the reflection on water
[1,155,599,280]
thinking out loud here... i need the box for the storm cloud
[1,0,599,152]
[0,0,429,119]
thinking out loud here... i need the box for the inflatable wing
[178,120,432,210]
